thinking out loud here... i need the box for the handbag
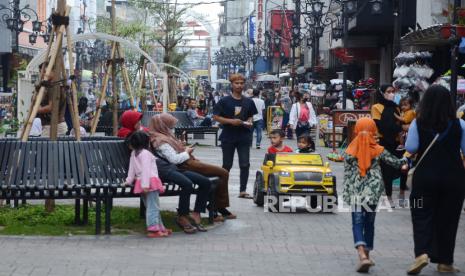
[406,134,439,189]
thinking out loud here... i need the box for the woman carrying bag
[289,91,317,139]
[405,85,465,275]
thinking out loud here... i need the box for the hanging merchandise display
[352,78,376,110]
[392,51,434,102]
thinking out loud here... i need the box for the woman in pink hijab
[150,113,236,222]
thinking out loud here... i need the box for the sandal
[356,258,372,273]
[238,192,253,199]
[175,216,197,234]
[189,215,208,232]
[147,231,169,238]
[213,215,225,222]
[192,222,208,232]
[218,208,237,219]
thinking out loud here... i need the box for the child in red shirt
[267,129,293,154]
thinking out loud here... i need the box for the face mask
[394,94,401,105]
[384,93,395,102]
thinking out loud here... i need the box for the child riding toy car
[253,152,337,212]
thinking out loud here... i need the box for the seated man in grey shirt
[187,99,212,127]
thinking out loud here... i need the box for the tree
[129,0,192,103]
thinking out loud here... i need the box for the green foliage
[95,16,147,40]
[0,204,205,236]
[1,118,19,132]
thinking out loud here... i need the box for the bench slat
[57,141,65,190]
[63,141,72,187]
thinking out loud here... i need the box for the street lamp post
[0,0,48,53]
[0,0,51,94]
[291,0,302,89]
[299,0,340,84]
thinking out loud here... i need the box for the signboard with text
[330,110,371,151]
[332,110,371,127]
[254,0,264,51]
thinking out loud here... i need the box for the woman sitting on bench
[149,113,236,222]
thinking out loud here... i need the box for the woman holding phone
[149,113,237,223]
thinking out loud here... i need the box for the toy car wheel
[253,171,265,207]
[266,174,280,212]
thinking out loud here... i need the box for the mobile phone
[191,142,199,148]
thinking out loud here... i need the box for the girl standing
[343,118,406,273]
[126,131,171,238]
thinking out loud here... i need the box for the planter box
[440,24,465,39]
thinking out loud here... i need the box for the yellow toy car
[252,153,337,212]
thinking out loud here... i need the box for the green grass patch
[0,204,207,236]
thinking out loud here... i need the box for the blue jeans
[351,205,377,251]
[253,120,264,147]
[282,112,292,138]
[142,191,163,228]
[295,123,310,139]
[199,116,212,127]
[157,169,211,215]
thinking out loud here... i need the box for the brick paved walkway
[0,136,464,276]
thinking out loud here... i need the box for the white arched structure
[18,32,194,121]
[25,32,192,83]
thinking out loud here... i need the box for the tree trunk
[168,74,177,104]
[163,51,177,104]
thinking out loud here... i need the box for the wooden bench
[0,138,218,234]
[143,111,219,146]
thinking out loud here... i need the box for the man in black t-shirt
[213,74,258,198]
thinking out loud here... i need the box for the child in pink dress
[126,131,171,237]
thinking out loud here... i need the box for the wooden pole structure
[111,56,118,136]
[20,2,70,141]
[138,59,147,112]
[20,8,58,141]
[49,47,64,140]
[88,0,136,135]
[65,24,81,140]
[116,46,135,109]
[163,71,169,113]
[110,0,118,137]
[90,43,116,134]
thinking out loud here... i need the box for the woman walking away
[343,118,407,273]
[125,131,171,238]
[406,85,465,275]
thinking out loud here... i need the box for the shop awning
[401,24,449,50]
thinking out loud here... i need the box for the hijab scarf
[149,113,185,153]
[345,118,384,177]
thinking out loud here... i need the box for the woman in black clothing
[371,85,404,206]
[405,85,465,274]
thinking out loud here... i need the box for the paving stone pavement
[0,135,464,276]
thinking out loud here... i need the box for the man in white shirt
[252,89,266,149]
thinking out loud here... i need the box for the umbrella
[213,79,230,84]
[330,79,354,86]
[256,74,279,82]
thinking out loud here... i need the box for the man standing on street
[213,74,258,199]
[251,89,265,149]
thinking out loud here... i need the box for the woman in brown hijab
[149,113,236,221]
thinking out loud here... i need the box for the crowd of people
[22,69,465,274]
[343,84,465,273]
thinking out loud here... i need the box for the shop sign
[332,110,371,127]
